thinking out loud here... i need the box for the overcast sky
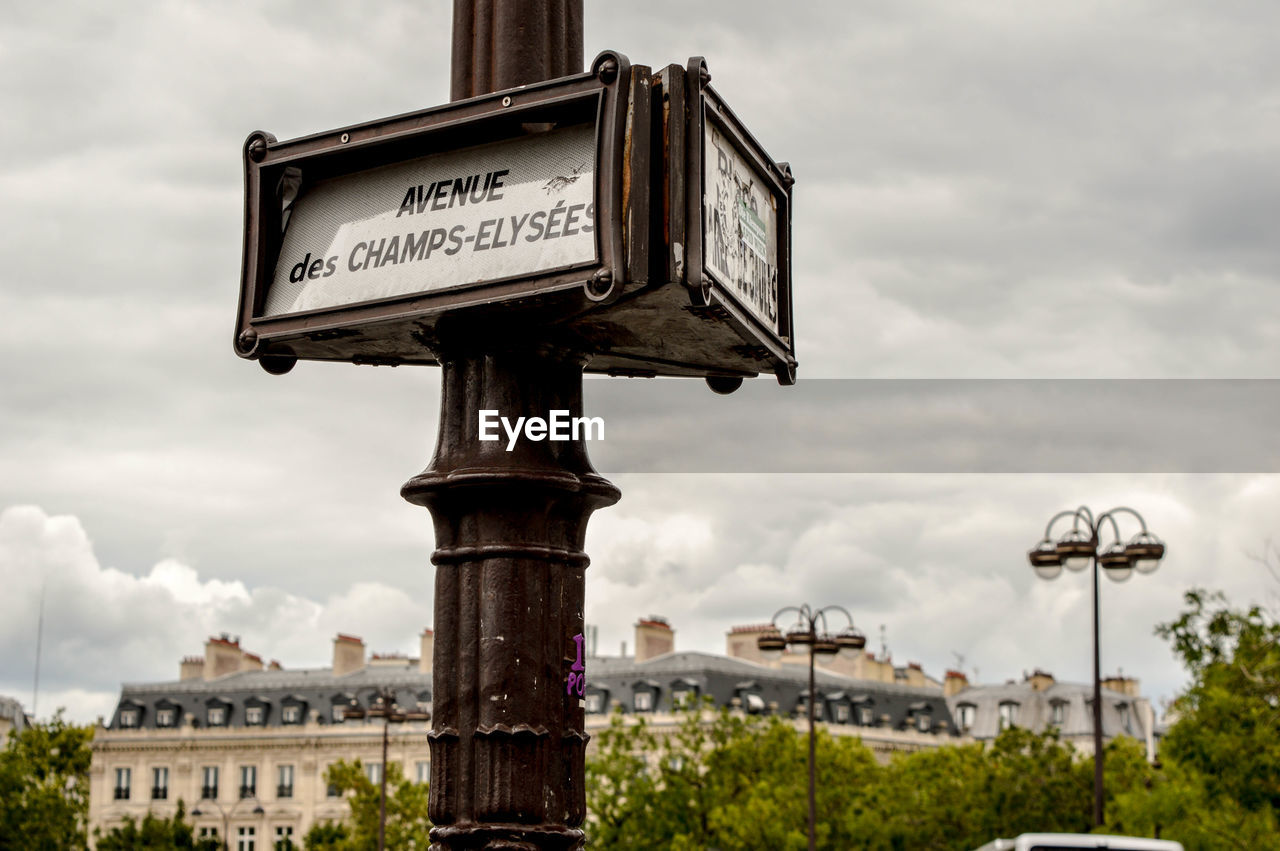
[2,0,1279,724]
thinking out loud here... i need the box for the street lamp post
[757,605,866,851]
[191,796,264,851]
[360,688,430,851]
[1027,505,1166,827]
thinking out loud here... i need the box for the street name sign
[236,53,797,386]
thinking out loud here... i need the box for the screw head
[501,96,512,108]
[236,328,258,353]
[340,133,350,144]
[597,58,619,84]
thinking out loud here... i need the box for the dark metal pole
[1092,551,1104,827]
[379,714,389,851]
[411,11,607,850]
[807,634,817,851]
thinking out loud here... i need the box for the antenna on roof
[879,624,887,661]
[31,580,46,720]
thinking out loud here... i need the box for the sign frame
[234,52,636,370]
[658,58,797,384]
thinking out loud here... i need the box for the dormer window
[207,706,226,726]
[1050,699,1067,726]
[119,709,139,728]
[998,700,1019,730]
[1117,702,1131,731]
[956,703,976,732]
[282,705,301,724]
[584,693,603,714]
[634,691,653,712]
[246,706,263,726]
[156,708,176,728]
[835,704,850,723]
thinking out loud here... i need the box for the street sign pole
[403,3,617,849]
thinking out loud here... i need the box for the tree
[0,709,93,851]
[586,699,1094,850]
[305,759,430,850]
[94,799,220,850]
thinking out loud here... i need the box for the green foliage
[303,819,349,850]
[93,799,219,850]
[0,709,93,851]
[1156,588,1280,813]
[306,759,430,850]
[586,700,1094,850]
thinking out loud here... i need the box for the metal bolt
[587,269,614,298]
[237,328,258,353]
[501,96,512,108]
[597,58,619,84]
[699,66,712,87]
[340,133,350,144]
[247,138,267,162]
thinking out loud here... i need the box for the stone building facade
[89,631,434,849]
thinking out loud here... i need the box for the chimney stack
[204,634,243,680]
[332,634,366,677]
[1027,669,1055,692]
[180,656,205,681]
[419,628,434,675]
[634,617,674,663]
[943,669,970,697]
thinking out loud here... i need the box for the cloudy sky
[3,0,1279,724]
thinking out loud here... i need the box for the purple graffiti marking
[566,632,586,697]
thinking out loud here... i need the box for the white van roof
[973,834,1184,851]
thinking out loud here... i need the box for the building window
[246,706,264,726]
[672,689,690,707]
[113,767,131,800]
[998,701,1019,730]
[633,691,653,712]
[327,767,340,798]
[416,761,429,784]
[1050,701,1066,726]
[152,766,169,800]
[367,763,382,785]
[273,825,295,850]
[957,704,975,731]
[119,708,139,728]
[199,827,219,841]
[835,704,850,724]
[207,706,226,727]
[240,765,257,799]
[277,764,294,799]
[916,713,931,733]
[237,825,256,851]
[860,706,874,726]
[331,703,347,723]
[202,766,219,799]
[156,708,176,728]
[1118,703,1131,732]
[584,693,603,714]
[282,705,301,725]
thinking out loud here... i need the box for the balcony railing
[151,786,168,800]
[201,785,218,800]
[277,784,293,799]
[113,787,130,801]
[239,785,256,799]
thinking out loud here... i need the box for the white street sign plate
[702,122,781,337]
[263,124,597,317]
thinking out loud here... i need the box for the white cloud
[0,506,428,723]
